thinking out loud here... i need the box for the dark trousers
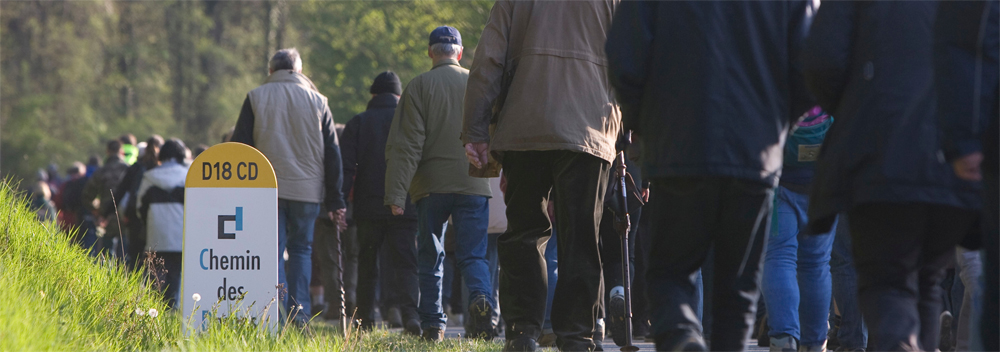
[983,173,1000,351]
[152,251,182,309]
[631,212,652,333]
[848,202,977,351]
[646,176,773,351]
[355,217,419,328]
[500,150,610,351]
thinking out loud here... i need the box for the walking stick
[614,131,639,352]
[335,224,348,335]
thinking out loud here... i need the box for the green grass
[0,181,503,351]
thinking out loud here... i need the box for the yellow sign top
[185,142,277,188]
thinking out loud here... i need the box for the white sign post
[181,142,279,332]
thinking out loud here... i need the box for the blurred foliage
[0,0,494,184]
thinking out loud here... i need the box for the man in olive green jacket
[384,26,495,342]
[462,1,620,351]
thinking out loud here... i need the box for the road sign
[181,142,279,332]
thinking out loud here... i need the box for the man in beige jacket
[384,26,495,342]
[230,48,347,324]
[462,1,620,351]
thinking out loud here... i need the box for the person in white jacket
[137,138,189,308]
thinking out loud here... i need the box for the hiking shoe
[505,334,538,352]
[827,314,842,351]
[421,328,444,343]
[537,332,557,347]
[757,314,770,347]
[386,306,403,328]
[769,334,799,352]
[654,332,707,352]
[467,294,495,340]
[404,319,422,336]
[607,286,627,346]
[632,318,650,339]
[940,311,954,352]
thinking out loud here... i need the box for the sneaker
[421,327,444,343]
[607,286,628,346]
[940,311,954,352]
[769,334,799,352]
[404,319,422,336]
[467,294,496,340]
[504,334,538,352]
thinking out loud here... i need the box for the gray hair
[430,43,462,59]
[269,48,302,72]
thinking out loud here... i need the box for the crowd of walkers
[25,1,999,351]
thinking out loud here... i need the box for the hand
[952,152,984,181]
[641,187,650,203]
[327,208,347,231]
[390,205,405,216]
[465,142,490,169]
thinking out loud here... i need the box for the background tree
[0,0,494,184]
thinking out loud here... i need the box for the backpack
[784,107,833,170]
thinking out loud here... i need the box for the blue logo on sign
[218,207,243,239]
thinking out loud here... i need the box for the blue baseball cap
[429,26,462,46]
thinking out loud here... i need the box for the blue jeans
[278,199,320,322]
[761,186,836,347]
[415,193,492,330]
[830,213,868,350]
[543,227,558,332]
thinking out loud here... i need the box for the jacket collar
[105,155,125,165]
[432,58,461,70]
[264,70,319,92]
[367,93,399,110]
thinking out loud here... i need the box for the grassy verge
[0,181,502,351]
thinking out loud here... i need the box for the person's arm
[462,0,513,145]
[230,95,255,146]
[114,165,141,216]
[320,104,346,211]
[605,0,656,133]
[935,1,998,166]
[340,115,361,200]
[384,82,425,211]
[801,1,856,115]
[136,176,152,222]
[787,0,819,121]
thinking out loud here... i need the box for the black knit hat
[370,71,402,96]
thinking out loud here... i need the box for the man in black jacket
[340,71,421,335]
[605,2,815,351]
[802,2,985,351]
[934,2,999,350]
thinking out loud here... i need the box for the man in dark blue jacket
[803,2,985,351]
[605,2,815,351]
[340,71,421,335]
[934,2,999,350]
